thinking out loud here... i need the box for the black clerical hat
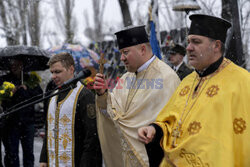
[115,25,149,50]
[188,14,231,43]
[168,44,186,56]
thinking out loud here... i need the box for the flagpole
[151,0,160,46]
[149,0,162,59]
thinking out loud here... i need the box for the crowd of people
[0,14,249,167]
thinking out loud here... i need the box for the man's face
[169,53,183,66]
[119,45,142,72]
[186,35,216,71]
[50,61,74,86]
[10,59,23,76]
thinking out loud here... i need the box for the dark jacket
[39,82,102,167]
[176,62,193,80]
[0,73,43,125]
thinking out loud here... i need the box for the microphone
[58,69,91,89]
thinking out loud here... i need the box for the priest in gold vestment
[94,26,180,167]
[138,14,250,167]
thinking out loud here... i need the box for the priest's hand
[94,73,107,96]
[138,126,156,144]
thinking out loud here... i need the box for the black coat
[176,62,193,80]
[39,83,102,167]
[0,73,43,125]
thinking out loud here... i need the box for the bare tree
[159,1,174,30]
[222,0,244,66]
[19,0,28,45]
[0,0,41,46]
[83,10,94,40]
[221,0,230,20]
[159,0,185,30]
[92,0,106,41]
[239,0,250,69]
[0,0,21,45]
[197,0,217,15]
[130,0,151,27]
[53,0,76,43]
[118,0,132,26]
[28,0,41,46]
[83,0,106,42]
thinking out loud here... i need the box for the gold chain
[171,58,230,148]
[171,74,213,148]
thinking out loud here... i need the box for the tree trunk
[53,0,75,44]
[221,0,231,20]
[0,0,19,45]
[92,0,104,41]
[65,0,74,43]
[29,0,40,46]
[118,0,132,27]
[20,0,27,45]
[222,0,244,66]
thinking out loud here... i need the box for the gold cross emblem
[59,131,72,149]
[179,86,190,96]
[50,151,55,161]
[59,152,71,164]
[206,85,219,97]
[233,118,246,134]
[171,123,182,148]
[60,114,71,127]
[187,121,202,135]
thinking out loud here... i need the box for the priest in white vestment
[94,25,180,167]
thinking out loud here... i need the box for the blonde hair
[48,52,75,69]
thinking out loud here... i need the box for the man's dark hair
[209,38,225,54]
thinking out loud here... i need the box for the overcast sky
[0,0,249,54]
[0,0,222,49]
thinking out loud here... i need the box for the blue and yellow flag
[150,21,162,59]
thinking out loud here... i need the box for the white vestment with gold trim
[96,58,180,167]
[47,82,83,167]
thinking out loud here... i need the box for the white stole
[47,82,83,167]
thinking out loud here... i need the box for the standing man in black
[168,44,193,80]
[40,52,102,167]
